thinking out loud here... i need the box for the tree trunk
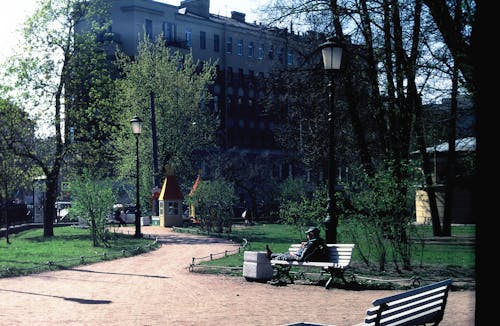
[442,65,459,236]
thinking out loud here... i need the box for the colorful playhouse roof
[159,175,184,201]
[189,174,201,196]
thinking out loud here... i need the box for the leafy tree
[1,0,113,237]
[278,178,327,234]
[341,160,419,271]
[114,35,219,214]
[68,170,116,247]
[261,0,476,240]
[0,97,42,242]
[212,149,281,220]
[65,2,120,177]
[185,179,237,233]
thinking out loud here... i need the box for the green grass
[185,223,475,289]
[1,223,476,290]
[0,226,160,278]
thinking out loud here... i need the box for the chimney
[231,11,246,22]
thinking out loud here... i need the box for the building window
[163,22,176,42]
[287,51,293,65]
[227,67,233,82]
[214,34,220,52]
[248,41,254,58]
[185,28,192,47]
[268,45,274,60]
[258,45,264,60]
[200,31,206,49]
[145,19,153,40]
[278,47,284,63]
[167,202,179,215]
[237,39,243,56]
[226,37,232,53]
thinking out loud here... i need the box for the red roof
[159,175,184,200]
[189,174,201,196]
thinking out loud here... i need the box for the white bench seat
[270,243,355,289]
[354,278,453,326]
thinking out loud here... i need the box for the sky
[0,0,267,62]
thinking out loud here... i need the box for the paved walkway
[0,226,476,325]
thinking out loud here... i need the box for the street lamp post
[319,38,342,244]
[130,115,143,238]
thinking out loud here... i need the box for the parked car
[55,201,72,222]
[123,206,137,224]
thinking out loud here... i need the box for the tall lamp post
[319,38,342,244]
[130,115,143,238]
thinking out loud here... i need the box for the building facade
[107,0,305,160]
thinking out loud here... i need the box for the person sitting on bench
[266,227,328,262]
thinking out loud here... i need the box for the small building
[413,137,475,225]
[158,174,184,227]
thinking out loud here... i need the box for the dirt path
[0,226,476,325]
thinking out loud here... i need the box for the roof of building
[412,137,476,154]
[159,175,184,201]
[189,174,201,196]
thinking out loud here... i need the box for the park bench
[270,243,355,289]
[355,278,453,326]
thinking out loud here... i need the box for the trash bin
[243,251,274,282]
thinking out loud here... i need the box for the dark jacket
[296,237,328,262]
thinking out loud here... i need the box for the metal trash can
[243,251,274,281]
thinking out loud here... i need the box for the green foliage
[68,170,116,247]
[114,34,219,200]
[185,179,237,232]
[198,223,475,287]
[341,160,420,271]
[278,178,327,233]
[65,0,119,176]
[1,0,115,236]
[0,97,41,203]
[213,149,281,219]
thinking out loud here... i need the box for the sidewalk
[0,226,476,325]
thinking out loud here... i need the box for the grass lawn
[0,226,160,278]
[180,223,475,290]
[1,223,475,290]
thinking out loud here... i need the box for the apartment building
[107,0,306,163]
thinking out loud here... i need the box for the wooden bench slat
[270,243,355,289]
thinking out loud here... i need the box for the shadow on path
[0,288,112,304]
[65,267,169,279]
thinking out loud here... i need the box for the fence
[189,238,248,272]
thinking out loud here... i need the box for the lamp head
[130,115,143,135]
[319,37,342,70]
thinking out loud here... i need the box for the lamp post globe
[130,115,143,238]
[319,38,342,244]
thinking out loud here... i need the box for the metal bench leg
[273,265,294,284]
[325,268,346,289]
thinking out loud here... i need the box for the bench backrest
[288,243,355,266]
[361,279,453,326]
